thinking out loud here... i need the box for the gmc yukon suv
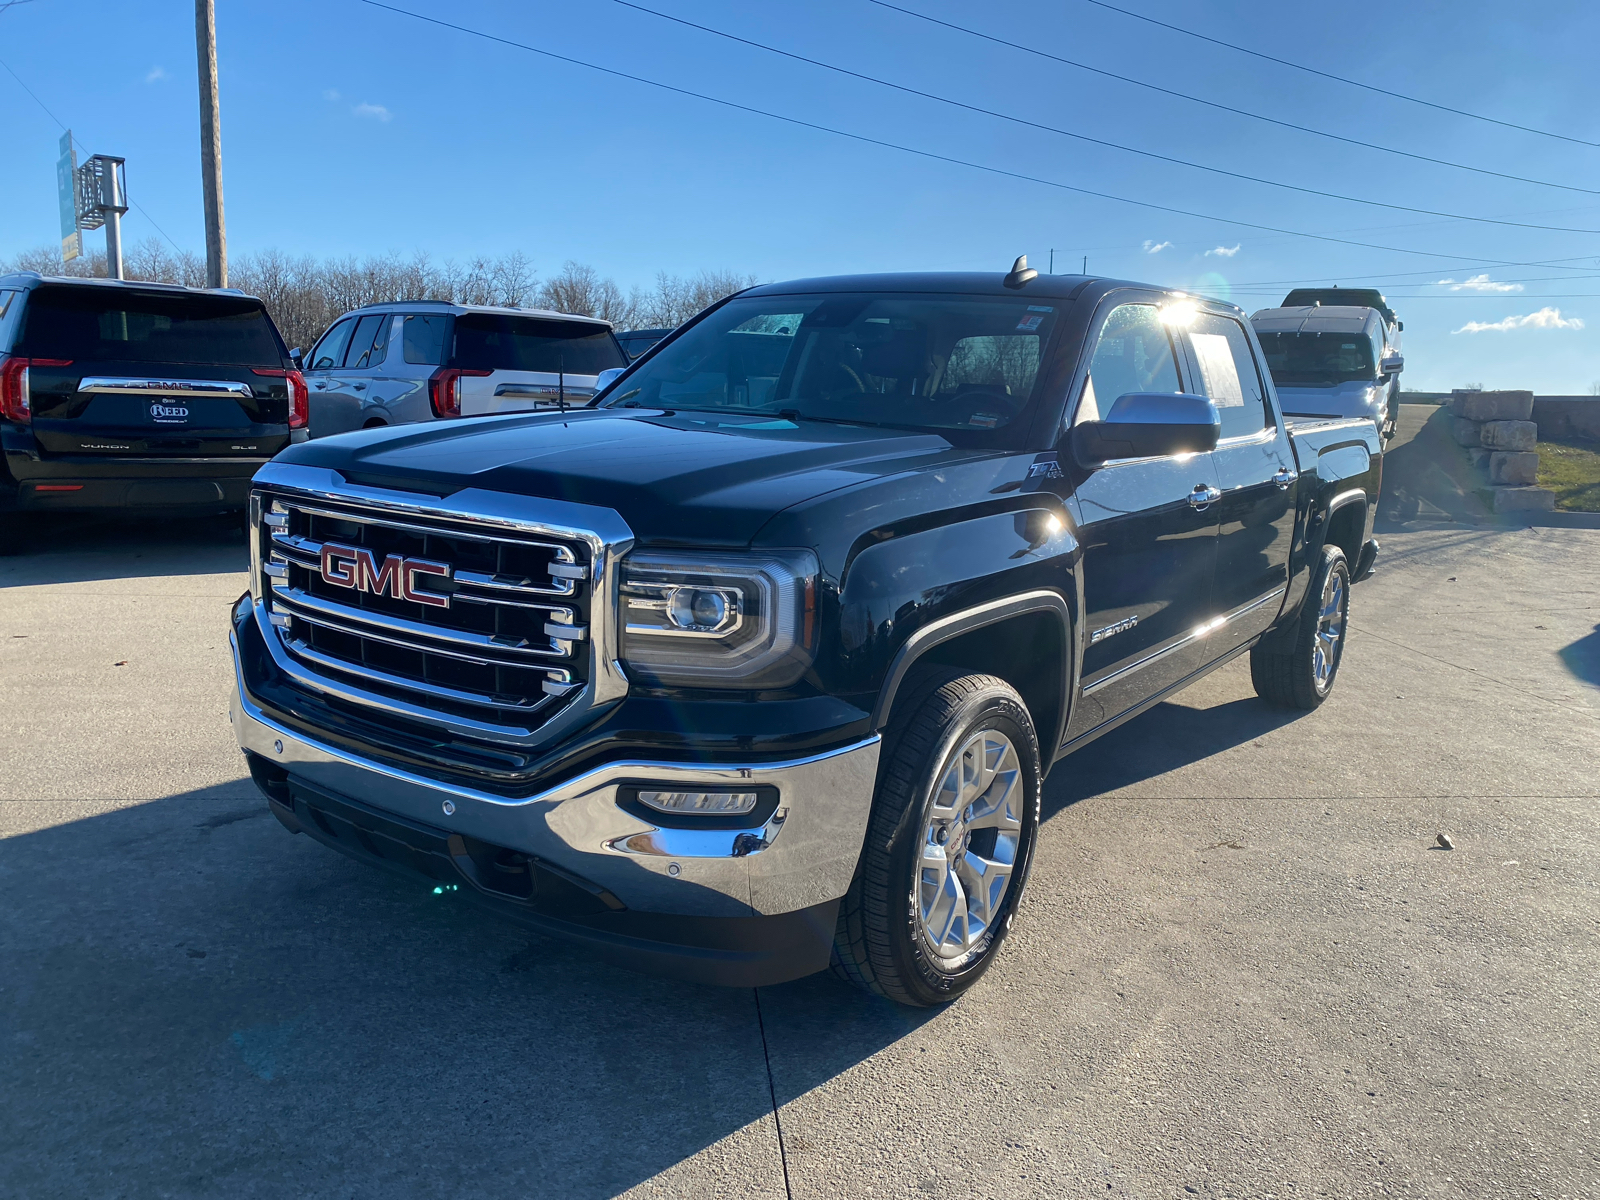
[230,268,1382,1007]
[0,274,306,548]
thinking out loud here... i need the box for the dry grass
[1536,437,1600,511]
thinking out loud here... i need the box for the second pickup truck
[230,265,1382,1007]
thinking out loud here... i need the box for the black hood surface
[275,408,961,545]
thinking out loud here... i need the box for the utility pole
[195,0,227,288]
[1082,255,1087,275]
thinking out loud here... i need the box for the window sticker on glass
[1015,314,1045,332]
[1190,332,1245,408]
[1027,305,1054,312]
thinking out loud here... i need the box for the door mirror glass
[288,347,304,370]
[1071,392,1220,462]
[1379,354,1404,376]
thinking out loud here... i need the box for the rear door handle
[352,382,367,391]
[1189,484,1222,510]
[1272,467,1298,490]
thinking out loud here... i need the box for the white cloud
[1142,240,1172,255]
[1452,307,1584,334]
[1437,273,1523,293]
[323,89,341,101]
[144,66,167,83]
[353,102,391,122]
[1204,244,1241,258]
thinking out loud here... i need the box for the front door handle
[1272,466,1298,490]
[352,382,367,391]
[1189,484,1222,510]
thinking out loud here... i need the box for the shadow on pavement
[1375,404,1495,533]
[0,783,919,1198]
[0,511,248,586]
[1042,696,1303,818]
[1559,624,1600,689]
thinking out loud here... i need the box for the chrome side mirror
[1071,392,1220,463]
[593,367,626,398]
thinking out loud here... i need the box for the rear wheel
[1250,545,1350,709]
[832,671,1041,1007]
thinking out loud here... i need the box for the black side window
[1185,313,1271,440]
[0,290,21,351]
[310,318,356,370]
[340,315,389,371]
[402,314,449,365]
[1073,302,1182,425]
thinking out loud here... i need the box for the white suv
[300,301,627,437]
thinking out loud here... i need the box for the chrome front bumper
[230,629,880,920]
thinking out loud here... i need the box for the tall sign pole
[195,0,227,288]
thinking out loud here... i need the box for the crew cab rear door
[1178,310,1296,656]
[14,284,293,459]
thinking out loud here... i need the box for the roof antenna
[1003,254,1038,290]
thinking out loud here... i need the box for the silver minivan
[300,301,628,437]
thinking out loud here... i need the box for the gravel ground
[2,474,1596,1198]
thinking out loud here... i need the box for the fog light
[637,789,758,816]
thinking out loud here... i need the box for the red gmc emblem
[320,542,451,608]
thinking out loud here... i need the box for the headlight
[620,549,817,688]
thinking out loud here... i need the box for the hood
[274,408,959,545]
[1275,380,1385,422]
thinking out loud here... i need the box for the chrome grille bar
[269,582,578,660]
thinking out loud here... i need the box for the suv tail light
[428,368,490,419]
[0,357,72,424]
[253,367,309,429]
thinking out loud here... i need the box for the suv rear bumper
[230,626,881,985]
[5,453,271,511]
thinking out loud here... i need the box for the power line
[611,0,1600,236]
[1079,0,1600,150]
[0,54,188,257]
[353,0,1582,271]
[867,1,1600,199]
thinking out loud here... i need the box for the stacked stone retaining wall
[1448,391,1554,513]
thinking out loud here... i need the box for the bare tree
[2,242,760,350]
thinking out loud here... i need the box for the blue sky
[2,0,1598,393]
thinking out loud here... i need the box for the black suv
[0,274,306,548]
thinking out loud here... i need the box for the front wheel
[832,672,1041,1007]
[1250,544,1351,709]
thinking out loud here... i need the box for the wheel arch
[1318,488,1367,568]
[870,591,1073,756]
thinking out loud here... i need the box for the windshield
[598,293,1061,439]
[18,285,284,366]
[1255,331,1377,386]
[452,314,625,375]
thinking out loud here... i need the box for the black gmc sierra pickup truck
[231,267,1382,1007]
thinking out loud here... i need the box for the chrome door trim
[1081,585,1285,697]
[78,376,254,398]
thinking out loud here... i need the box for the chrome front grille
[260,493,593,736]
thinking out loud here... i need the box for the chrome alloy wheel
[914,727,1023,968]
[1313,569,1346,689]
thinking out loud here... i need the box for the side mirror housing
[1071,392,1220,463]
[1380,354,1404,376]
[593,367,627,399]
[1397,320,1404,332]
[289,347,305,370]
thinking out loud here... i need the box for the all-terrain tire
[831,670,1041,1007]
[1250,544,1350,710]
